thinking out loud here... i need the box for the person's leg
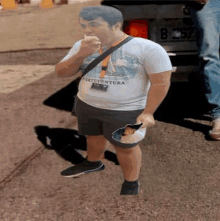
[74,97,110,160]
[60,134,107,177]
[100,108,145,182]
[113,144,142,182]
[86,135,109,162]
[190,1,220,119]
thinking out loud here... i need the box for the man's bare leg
[86,135,109,162]
[60,135,107,177]
[114,145,142,182]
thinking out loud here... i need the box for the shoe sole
[209,131,220,141]
[210,138,220,141]
[62,164,105,178]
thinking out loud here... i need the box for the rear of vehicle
[101,0,198,83]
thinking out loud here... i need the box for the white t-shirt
[61,37,173,111]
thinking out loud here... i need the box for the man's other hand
[136,113,155,128]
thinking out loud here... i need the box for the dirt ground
[1,2,220,221]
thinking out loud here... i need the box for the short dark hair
[79,6,123,28]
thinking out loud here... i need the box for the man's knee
[113,144,139,153]
[87,135,109,146]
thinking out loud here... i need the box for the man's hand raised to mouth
[79,35,102,57]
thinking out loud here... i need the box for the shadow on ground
[34,125,120,166]
[154,81,213,140]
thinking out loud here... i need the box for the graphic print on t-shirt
[81,50,142,81]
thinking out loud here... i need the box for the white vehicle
[101,0,199,83]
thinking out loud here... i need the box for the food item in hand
[123,127,136,135]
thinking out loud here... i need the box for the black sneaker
[61,159,105,178]
[120,181,140,195]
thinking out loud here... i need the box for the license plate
[157,26,197,42]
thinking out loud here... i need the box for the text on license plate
[157,26,197,42]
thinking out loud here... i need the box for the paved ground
[0,2,95,52]
[1,2,220,221]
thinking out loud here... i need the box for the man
[55,6,172,195]
[189,0,220,140]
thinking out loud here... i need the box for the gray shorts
[74,96,144,149]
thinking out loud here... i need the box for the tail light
[124,20,148,39]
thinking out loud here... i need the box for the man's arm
[136,70,172,128]
[55,50,87,78]
[143,70,172,115]
[55,36,101,78]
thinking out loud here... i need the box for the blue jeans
[190,0,220,119]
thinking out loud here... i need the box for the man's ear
[115,21,123,30]
[109,21,122,31]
